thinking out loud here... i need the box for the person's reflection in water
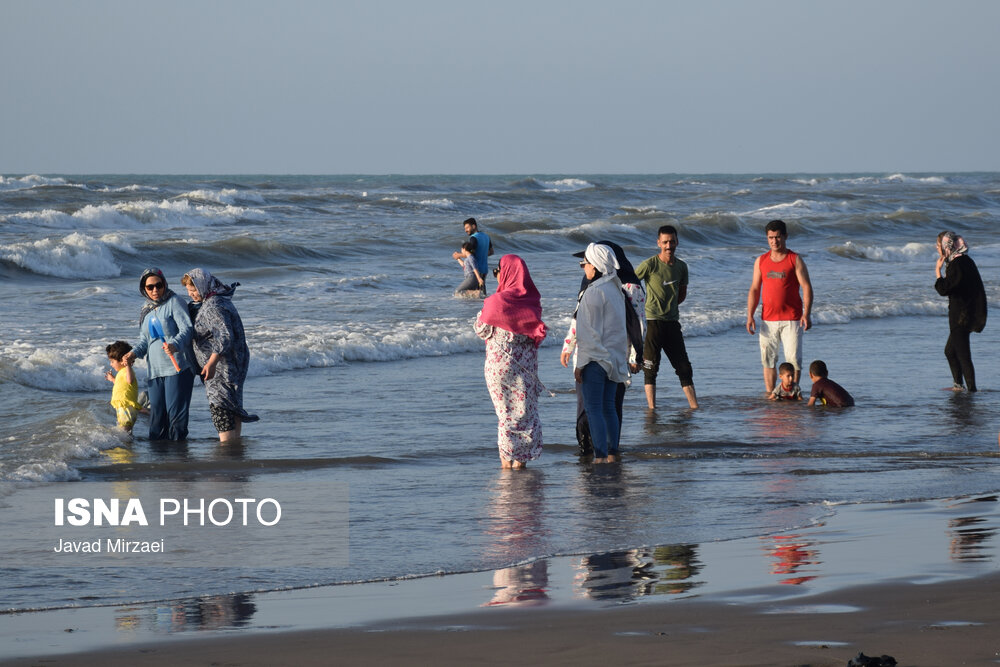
[168,593,257,632]
[482,469,550,606]
[764,534,820,585]
[148,439,190,458]
[651,544,703,595]
[119,593,257,633]
[949,515,997,561]
[485,560,549,607]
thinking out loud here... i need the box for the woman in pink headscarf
[474,255,547,469]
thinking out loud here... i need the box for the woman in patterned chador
[474,255,547,469]
[182,268,259,442]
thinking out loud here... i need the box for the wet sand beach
[3,496,998,666]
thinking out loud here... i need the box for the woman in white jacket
[573,243,629,463]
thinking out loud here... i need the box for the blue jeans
[580,361,621,458]
[147,370,195,441]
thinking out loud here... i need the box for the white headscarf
[584,243,622,290]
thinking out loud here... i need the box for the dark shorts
[642,319,694,387]
[210,404,238,433]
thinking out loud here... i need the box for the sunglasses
[492,267,500,278]
[145,282,165,290]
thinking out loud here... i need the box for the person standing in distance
[635,225,699,410]
[746,219,813,395]
[452,217,494,296]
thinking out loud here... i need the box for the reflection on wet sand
[482,469,550,606]
[484,561,549,607]
[947,495,998,562]
[764,534,820,585]
[574,545,703,601]
[114,593,257,633]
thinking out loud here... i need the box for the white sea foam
[177,188,265,205]
[7,199,265,231]
[96,183,160,193]
[742,199,847,218]
[539,178,594,192]
[885,173,947,185]
[520,220,637,237]
[0,341,128,392]
[248,321,484,375]
[620,205,661,215]
[417,198,457,209]
[0,174,69,191]
[831,241,930,262]
[0,232,128,279]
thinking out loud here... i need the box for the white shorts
[758,319,802,370]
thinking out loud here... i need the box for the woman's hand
[123,351,136,365]
[935,255,946,279]
[560,351,571,367]
[163,342,177,355]
[200,354,220,381]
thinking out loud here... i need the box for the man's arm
[746,256,762,334]
[678,284,687,305]
[796,255,812,331]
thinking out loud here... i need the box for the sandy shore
[3,571,1000,667]
[3,496,998,666]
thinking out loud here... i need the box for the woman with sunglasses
[123,268,197,440]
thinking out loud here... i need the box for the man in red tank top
[746,220,813,394]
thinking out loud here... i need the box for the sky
[2,0,999,175]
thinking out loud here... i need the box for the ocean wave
[680,297,948,337]
[0,232,134,279]
[0,409,127,483]
[176,188,266,205]
[249,321,485,374]
[0,341,122,392]
[742,199,848,218]
[95,183,161,194]
[0,174,70,191]
[0,318,487,392]
[158,235,333,266]
[829,241,930,262]
[618,205,662,216]
[511,177,595,192]
[885,173,947,185]
[417,197,458,209]
[6,199,265,231]
[883,208,931,223]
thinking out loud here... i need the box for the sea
[1,173,999,627]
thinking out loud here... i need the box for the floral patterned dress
[475,313,543,463]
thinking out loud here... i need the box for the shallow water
[1,173,999,613]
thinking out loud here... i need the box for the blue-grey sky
[2,1,998,174]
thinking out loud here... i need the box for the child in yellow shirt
[105,341,147,433]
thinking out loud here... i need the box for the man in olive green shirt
[634,225,698,410]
